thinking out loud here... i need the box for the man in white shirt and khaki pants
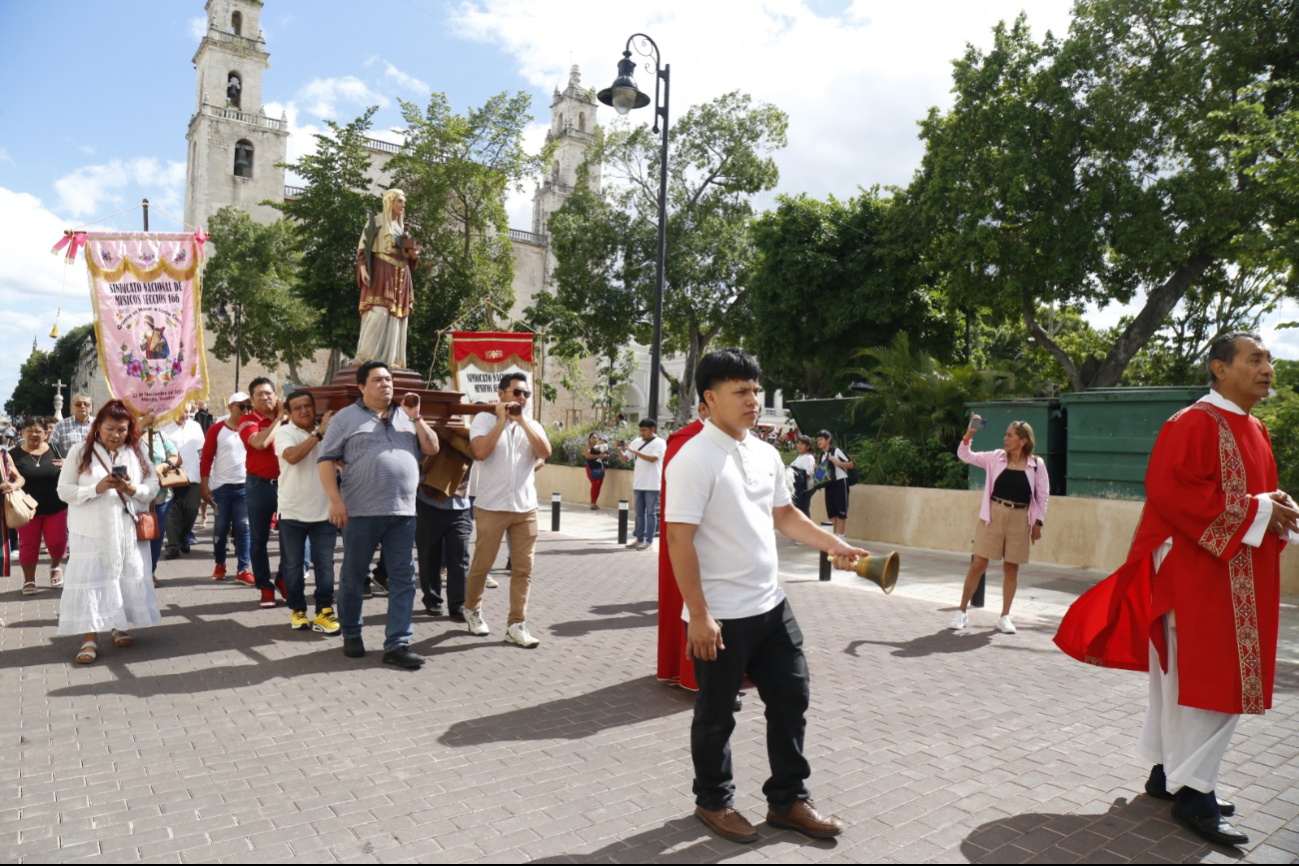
[665,348,867,844]
[464,373,552,649]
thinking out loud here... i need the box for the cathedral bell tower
[531,66,601,236]
[184,0,289,230]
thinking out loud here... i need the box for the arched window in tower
[234,140,254,178]
[231,11,242,35]
[578,112,586,132]
[227,72,242,109]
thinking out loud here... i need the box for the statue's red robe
[1055,402,1282,715]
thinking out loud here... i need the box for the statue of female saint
[355,189,419,368]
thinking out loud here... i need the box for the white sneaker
[505,622,540,649]
[465,608,490,636]
[484,576,499,589]
[996,615,1017,634]
[948,610,968,630]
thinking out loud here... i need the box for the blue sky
[6,0,1282,411]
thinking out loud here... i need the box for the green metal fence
[1058,386,1207,499]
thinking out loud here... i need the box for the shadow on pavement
[530,814,836,863]
[589,601,657,616]
[845,630,995,658]
[960,796,1235,863]
[438,676,692,746]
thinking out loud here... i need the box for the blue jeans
[279,519,336,612]
[339,515,416,651]
[148,499,172,575]
[634,490,660,544]
[211,483,250,571]
[246,474,281,591]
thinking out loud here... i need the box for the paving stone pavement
[2,509,1299,864]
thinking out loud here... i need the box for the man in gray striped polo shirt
[318,360,440,669]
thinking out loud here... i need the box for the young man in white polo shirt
[665,348,867,844]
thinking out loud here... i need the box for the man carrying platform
[1056,332,1299,847]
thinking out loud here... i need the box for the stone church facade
[181,0,646,425]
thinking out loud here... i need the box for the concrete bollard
[551,492,561,532]
[819,521,833,581]
[618,500,629,546]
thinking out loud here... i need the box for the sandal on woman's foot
[50,568,63,588]
[111,629,133,648]
[21,581,39,596]
[75,640,98,664]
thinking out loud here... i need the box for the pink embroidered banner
[84,232,209,424]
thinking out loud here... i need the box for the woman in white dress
[57,400,161,664]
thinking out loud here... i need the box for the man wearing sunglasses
[463,373,552,648]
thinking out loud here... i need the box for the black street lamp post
[598,34,669,423]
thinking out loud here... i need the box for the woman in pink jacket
[951,416,1050,634]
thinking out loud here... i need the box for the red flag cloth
[1054,402,1282,715]
[657,419,704,691]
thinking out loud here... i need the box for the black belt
[991,496,1028,510]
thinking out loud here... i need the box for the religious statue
[355,189,419,368]
[140,315,171,360]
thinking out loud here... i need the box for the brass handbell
[854,551,900,594]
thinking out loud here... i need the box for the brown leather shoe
[695,806,759,843]
[767,800,843,838]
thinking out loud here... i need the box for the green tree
[746,190,949,398]
[202,207,317,382]
[387,91,554,380]
[4,324,95,418]
[270,108,381,381]
[909,4,1294,390]
[544,92,788,425]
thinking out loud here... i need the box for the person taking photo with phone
[951,414,1050,634]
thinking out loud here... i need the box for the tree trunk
[1023,254,1215,391]
[323,347,341,385]
[287,356,302,385]
[1089,255,1216,388]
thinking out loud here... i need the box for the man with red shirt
[1056,332,1299,847]
[240,377,287,609]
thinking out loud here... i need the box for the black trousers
[416,499,471,613]
[691,599,811,812]
[164,483,202,554]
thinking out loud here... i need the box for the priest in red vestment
[1055,332,1299,848]
[657,402,708,691]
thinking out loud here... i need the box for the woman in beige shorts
[950,416,1050,634]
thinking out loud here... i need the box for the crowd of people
[0,333,1288,849]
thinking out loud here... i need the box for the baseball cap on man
[227,391,250,405]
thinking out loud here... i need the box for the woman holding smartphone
[950,414,1050,634]
[56,400,161,664]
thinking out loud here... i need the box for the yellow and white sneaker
[312,607,341,635]
[290,609,311,630]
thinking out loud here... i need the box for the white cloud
[189,16,207,40]
[383,62,430,95]
[79,145,95,156]
[298,76,389,119]
[0,148,12,165]
[53,158,186,220]
[450,0,1075,203]
[0,188,96,405]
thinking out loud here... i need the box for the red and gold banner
[449,332,534,404]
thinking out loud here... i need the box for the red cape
[657,419,703,690]
[1054,402,1281,715]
